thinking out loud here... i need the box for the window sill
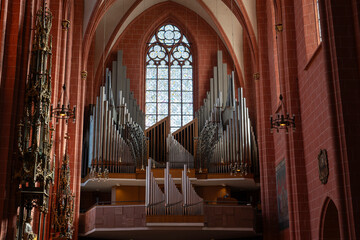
[304,42,322,70]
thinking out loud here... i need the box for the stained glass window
[145,24,193,132]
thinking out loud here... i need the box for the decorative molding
[253,72,260,80]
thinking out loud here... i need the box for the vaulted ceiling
[83,0,258,83]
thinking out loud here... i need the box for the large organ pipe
[208,87,258,175]
[84,50,148,177]
[164,162,183,215]
[182,165,203,215]
[146,159,165,215]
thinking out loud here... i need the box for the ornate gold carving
[16,2,54,240]
[253,72,260,80]
[275,23,283,32]
[81,70,88,80]
[52,135,75,239]
[61,19,70,30]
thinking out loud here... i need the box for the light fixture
[52,134,75,239]
[270,17,296,133]
[51,83,76,124]
[50,19,76,124]
[270,94,296,133]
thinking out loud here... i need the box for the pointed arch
[144,23,194,132]
[319,197,341,240]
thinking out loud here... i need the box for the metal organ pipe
[193,50,258,175]
[146,159,165,215]
[182,165,203,215]
[167,134,194,169]
[86,50,146,176]
[164,162,183,215]
[208,87,258,175]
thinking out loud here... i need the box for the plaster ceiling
[84,0,258,83]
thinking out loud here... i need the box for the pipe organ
[146,159,165,215]
[145,161,203,216]
[164,162,183,215]
[182,165,203,215]
[84,51,147,177]
[172,119,198,157]
[144,117,169,167]
[209,88,259,175]
[123,121,147,170]
[195,51,259,176]
[167,133,194,169]
[82,50,258,179]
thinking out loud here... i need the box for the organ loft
[0,0,359,240]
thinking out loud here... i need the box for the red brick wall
[257,0,360,239]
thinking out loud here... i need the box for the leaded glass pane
[183,115,193,125]
[146,103,157,114]
[158,103,168,114]
[171,80,181,91]
[158,66,168,79]
[157,80,168,91]
[150,35,156,44]
[171,127,179,133]
[146,67,156,79]
[171,103,181,114]
[146,80,157,90]
[157,91,168,103]
[158,115,167,121]
[182,67,192,79]
[146,115,156,126]
[182,80,192,91]
[174,31,181,40]
[146,91,156,102]
[182,92,192,103]
[170,91,181,102]
[146,24,193,130]
[171,115,181,127]
[170,66,181,79]
[182,104,193,115]
[165,25,174,31]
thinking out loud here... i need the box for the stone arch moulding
[196,0,244,88]
[319,197,341,240]
[222,0,259,73]
[82,0,118,70]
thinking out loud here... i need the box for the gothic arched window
[145,24,193,132]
